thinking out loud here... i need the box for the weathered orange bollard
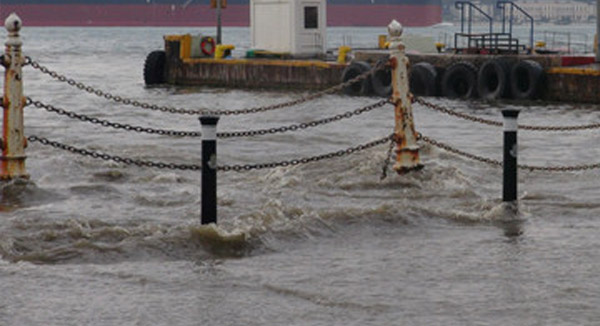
[388,20,422,174]
[1,13,29,181]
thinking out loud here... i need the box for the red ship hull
[0,4,441,27]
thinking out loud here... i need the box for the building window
[304,6,318,29]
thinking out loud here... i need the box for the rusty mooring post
[1,13,29,181]
[388,20,422,174]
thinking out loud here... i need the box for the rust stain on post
[388,20,422,174]
[1,13,29,180]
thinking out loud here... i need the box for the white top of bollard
[5,13,22,33]
[388,20,403,38]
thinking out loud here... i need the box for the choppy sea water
[1,24,600,325]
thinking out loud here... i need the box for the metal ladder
[453,1,532,54]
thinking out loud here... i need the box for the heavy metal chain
[28,134,392,172]
[25,56,388,116]
[25,57,205,115]
[415,97,600,132]
[217,99,391,138]
[519,163,600,172]
[419,133,600,172]
[418,133,502,167]
[380,134,396,180]
[414,97,503,127]
[26,97,390,138]
[219,134,393,172]
[27,135,202,171]
[26,97,201,137]
[519,122,600,132]
[29,131,600,173]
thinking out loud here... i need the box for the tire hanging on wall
[510,60,544,100]
[370,57,392,97]
[441,61,478,99]
[341,61,373,96]
[143,50,167,85]
[477,59,511,100]
[409,62,438,96]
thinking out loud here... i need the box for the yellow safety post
[388,20,422,174]
[378,35,387,49]
[215,44,235,59]
[337,46,351,64]
[1,13,29,181]
[180,34,192,60]
[435,42,445,53]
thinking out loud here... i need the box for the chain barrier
[415,97,600,132]
[418,133,502,167]
[520,122,600,132]
[27,135,202,171]
[219,134,393,172]
[414,97,502,127]
[27,134,393,172]
[26,131,600,174]
[380,134,396,180]
[217,99,390,138]
[519,163,600,172]
[26,97,201,137]
[419,133,600,172]
[21,55,600,174]
[26,97,391,138]
[25,56,389,117]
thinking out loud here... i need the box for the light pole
[216,0,222,44]
[596,0,600,62]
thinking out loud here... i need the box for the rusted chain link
[414,97,503,127]
[519,163,600,172]
[28,134,392,172]
[215,99,390,138]
[219,134,394,172]
[380,134,396,180]
[519,123,600,132]
[27,135,202,171]
[418,133,502,167]
[25,56,389,116]
[415,97,600,131]
[419,133,600,172]
[26,97,201,137]
[26,97,390,138]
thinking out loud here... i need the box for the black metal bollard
[200,116,220,225]
[502,109,520,203]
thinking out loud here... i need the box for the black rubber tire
[477,59,511,100]
[144,50,166,85]
[409,62,438,96]
[370,57,392,97]
[510,60,544,100]
[441,61,478,99]
[342,61,372,96]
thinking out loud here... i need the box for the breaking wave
[0,145,530,265]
